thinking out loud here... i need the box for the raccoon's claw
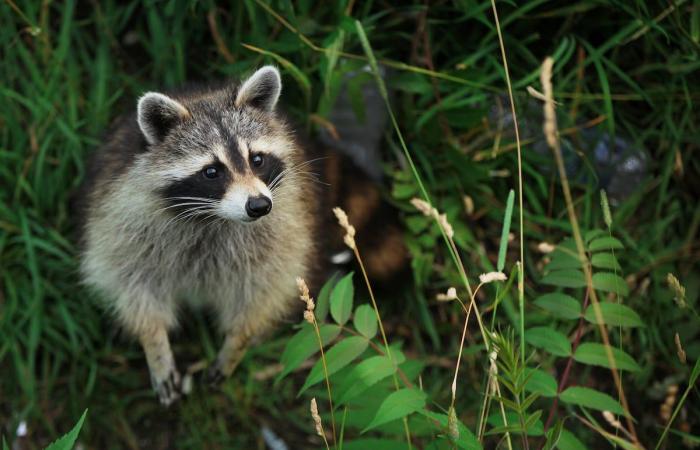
[152,369,182,406]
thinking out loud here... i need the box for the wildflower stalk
[333,207,413,449]
[539,56,639,445]
[297,278,337,447]
[491,0,527,371]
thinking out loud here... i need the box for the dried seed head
[660,384,678,422]
[667,273,687,308]
[333,207,356,250]
[537,242,555,254]
[410,198,434,217]
[479,271,507,284]
[438,213,454,239]
[410,198,454,238]
[437,287,458,302]
[540,57,557,149]
[463,195,474,215]
[303,310,315,325]
[675,333,687,364]
[602,411,622,429]
[296,276,315,312]
[310,398,324,437]
[447,406,460,441]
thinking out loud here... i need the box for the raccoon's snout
[245,195,272,219]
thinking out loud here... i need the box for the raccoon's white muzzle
[219,180,272,222]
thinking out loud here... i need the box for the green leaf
[330,272,354,325]
[584,229,606,243]
[525,326,572,357]
[2,437,9,450]
[534,293,582,320]
[354,304,378,339]
[556,429,588,450]
[420,410,482,450]
[336,355,396,406]
[277,324,341,382]
[573,343,641,372]
[342,439,405,450]
[559,386,625,415]
[525,368,558,397]
[362,388,427,432]
[591,253,621,271]
[497,189,515,272]
[300,336,369,394]
[588,236,624,252]
[487,411,544,436]
[45,409,87,450]
[540,269,586,288]
[547,246,583,271]
[316,273,339,322]
[584,302,644,327]
[592,272,629,296]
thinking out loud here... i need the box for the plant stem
[539,57,639,444]
[353,246,413,450]
[311,318,337,448]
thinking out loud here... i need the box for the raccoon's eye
[251,153,264,168]
[203,166,219,179]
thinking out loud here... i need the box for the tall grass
[1,1,699,448]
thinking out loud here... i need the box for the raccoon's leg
[116,291,181,405]
[206,330,251,385]
[206,297,277,384]
[139,323,181,405]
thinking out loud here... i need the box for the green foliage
[1,0,698,448]
[45,409,87,450]
[330,272,355,326]
[559,387,625,415]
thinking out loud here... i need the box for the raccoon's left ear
[235,66,281,111]
[137,92,191,145]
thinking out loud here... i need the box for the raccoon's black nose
[245,195,272,218]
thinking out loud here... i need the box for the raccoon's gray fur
[80,67,317,405]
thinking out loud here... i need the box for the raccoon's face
[136,66,297,223]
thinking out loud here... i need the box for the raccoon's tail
[315,65,408,284]
[321,152,408,284]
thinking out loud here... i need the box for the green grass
[1,0,699,448]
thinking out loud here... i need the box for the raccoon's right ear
[137,92,191,145]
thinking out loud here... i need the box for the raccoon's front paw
[151,369,182,406]
[205,362,227,386]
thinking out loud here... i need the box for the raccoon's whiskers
[156,202,218,214]
[268,157,326,190]
[159,205,218,230]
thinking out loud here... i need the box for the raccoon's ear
[137,92,190,145]
[235,66,281,111]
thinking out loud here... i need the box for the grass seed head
[436,287,457,302]
[296,276,315,311]
[603,411,622,429]
[479,271,507,284]
[333,207,356,249]
[540,56,557,148]
[310,398,324,437]
[667,273,686,308]
[448,406,459,441]
[675,333,687,364]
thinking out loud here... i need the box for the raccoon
[79,66,406,405]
